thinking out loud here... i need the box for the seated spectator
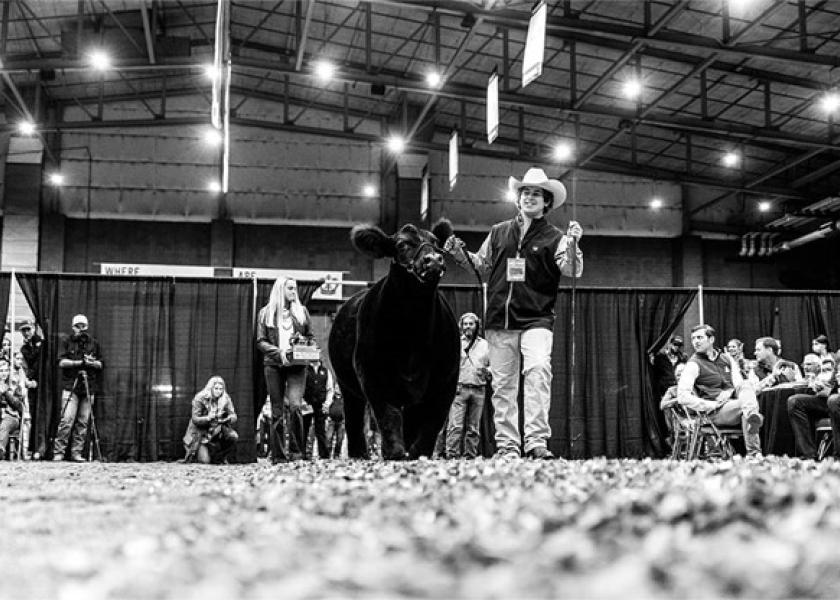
[726,338,749,378]
[788,357,838,460]
[12,351,34,460]
[183,375,239,464]
[678,324,763,457]
[0,359,24,460]
[660,362,686,440]
[802,353,822,379]
[255,398,271,459]
[812,335,832,360]
[752,337,801,391]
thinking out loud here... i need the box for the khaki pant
[708,382,762,456]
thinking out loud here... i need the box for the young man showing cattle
[448,167,583,460]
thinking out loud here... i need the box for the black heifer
[329,222,460,459]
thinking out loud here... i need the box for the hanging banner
[522,0,547,88]
[233,268,343,301]
[449,130,459,190]
[486,69,499,144]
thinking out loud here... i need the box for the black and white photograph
[2,0,840,598]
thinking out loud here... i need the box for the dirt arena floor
[2,457,840,599]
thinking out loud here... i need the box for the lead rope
[569,168,579,458]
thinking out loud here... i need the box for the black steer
[329,221,460,459]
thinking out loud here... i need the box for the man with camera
[53,314,104,462]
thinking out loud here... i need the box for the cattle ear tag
[507,258,526,282]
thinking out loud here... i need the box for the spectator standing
[257,277,314,462]
[53,314,103,462]
[445,312,490,459]
[302,357,333,459]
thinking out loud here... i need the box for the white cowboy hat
[508,167,567,209]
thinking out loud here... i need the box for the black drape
[704,290,838,364]
[16,274,256,462]
[552,288,697,458]
[0,273,10,334]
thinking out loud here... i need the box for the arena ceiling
[3,0,840,232]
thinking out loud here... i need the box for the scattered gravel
[3,457,840,599]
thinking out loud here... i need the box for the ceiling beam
[31,113,804,200]
[375,0,840,69]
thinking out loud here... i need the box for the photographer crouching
[182,376,238,464]
[53,314,104,462]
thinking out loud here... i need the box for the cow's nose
[424,252,444,267]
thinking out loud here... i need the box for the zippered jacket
[474,215,583,330]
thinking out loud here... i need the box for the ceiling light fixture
[820,91,840,113]
[758,200,771,212]
[425,70,443,89]
[204,128,223,146]
[553,141,574,162]
[623,78,643,100]
[362,184,377,197]
[208,180,222,193]
[722,151,740,168]
[386,135,406,154]
[650,198,663,209]
[88,50,111,71]
[17,121,35,136]
[314,60,336,82]
[48,173,65,186]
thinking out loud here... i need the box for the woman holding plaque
[257,276,314,462]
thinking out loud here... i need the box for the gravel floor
[3,457,840,599]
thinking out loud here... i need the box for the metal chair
[665,402,742,460]
[816,418,833,460]
[6,432,21,461]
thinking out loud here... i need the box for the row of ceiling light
[33,54,830,207]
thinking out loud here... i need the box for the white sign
[522,1,547,88]
[233,268,343,301]
[486,70,499,144]
[449,130,459,190]
[100,263,214,277]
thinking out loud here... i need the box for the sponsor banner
[522,1,547,88]
[233,268,343,300]
[100,263,214,277]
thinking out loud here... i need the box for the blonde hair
[262,277,307,328]
[194,375,231,404]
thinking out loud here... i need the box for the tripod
[64,369,103,461]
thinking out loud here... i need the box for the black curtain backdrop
[703,290,840,364]
[551,288,697,458]
[0,273,10,333]
[16,274,256,462]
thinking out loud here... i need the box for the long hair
[194,375,230,404]
[262,276,307,328]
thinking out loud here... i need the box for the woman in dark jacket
[257,277,313,462]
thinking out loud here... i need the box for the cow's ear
[431,218,454,244]
[351,224,397,258]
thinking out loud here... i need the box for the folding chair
[665,402,742,460]
[6,432,21,461]
[816,418,833,461]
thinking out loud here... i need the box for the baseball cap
[72,314,89,327]
[670,335,684,347]
[19,319,35,331]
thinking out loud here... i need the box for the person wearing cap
[651,334,688,405]
[53,314,104,462]
[447,167,583,460]
[445,312,491,459]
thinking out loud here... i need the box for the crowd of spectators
[660,329,840,460]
